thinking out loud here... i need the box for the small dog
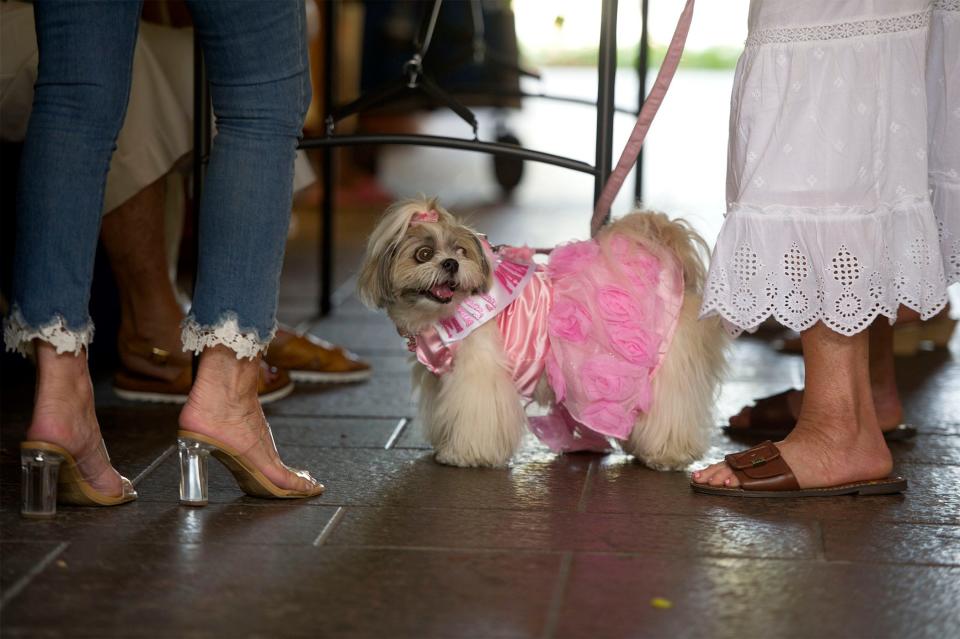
[358,197,727,469]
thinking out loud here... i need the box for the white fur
[414,322,526,467]
[622,292,728,469]
[361,198,728,470]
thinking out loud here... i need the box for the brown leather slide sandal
[691,441,908,498]
[722,390,917,442]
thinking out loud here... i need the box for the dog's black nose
[442,258,459,273]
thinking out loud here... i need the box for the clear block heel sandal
[177,430,324,506]
[20,440,137,518]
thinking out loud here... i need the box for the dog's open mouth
[421,281,458,304]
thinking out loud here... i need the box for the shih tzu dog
[358,197,727,469]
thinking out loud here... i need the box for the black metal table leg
[319,0,337,317]
[593,0,618,215]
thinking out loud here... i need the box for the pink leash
[591,0,696,237]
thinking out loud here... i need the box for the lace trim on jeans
[934,1,959,12]
[745,10,930,47]
[3,306,94,357]
[181,314,275,360]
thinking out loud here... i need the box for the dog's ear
[357,242,397,308]
[471,233,494,292]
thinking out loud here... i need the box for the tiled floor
[3,84,960,636]
[2,274,959,637]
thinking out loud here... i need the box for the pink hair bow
[410,209,439,225]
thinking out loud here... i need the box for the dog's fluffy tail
[600,211,728,470]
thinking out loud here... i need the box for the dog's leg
[624,293,728,470]
[424,322,526,467]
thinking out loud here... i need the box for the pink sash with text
[434,258,537,346]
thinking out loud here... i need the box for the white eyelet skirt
[700,0,959,336]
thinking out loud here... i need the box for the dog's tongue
[430,284,455,300]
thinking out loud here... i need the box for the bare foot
[697,408,893,489]
[178,346,321,494]
[27,344,125,496]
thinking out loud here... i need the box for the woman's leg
[177,0,319,492]
[101,176,188,378]
[694,322,893,488]
[729,315,905,432]
[5,1,142,496]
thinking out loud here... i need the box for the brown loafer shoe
[113,352,293,405]
[265,329,372,384]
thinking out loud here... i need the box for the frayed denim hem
[3,306,94,357]
[180,313,276,360]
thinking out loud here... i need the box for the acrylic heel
[178,438,213,506]
[176,429,324,500]
[20,447,64,518]
[19,440,136,515]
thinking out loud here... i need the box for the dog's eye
[415,247,434,263]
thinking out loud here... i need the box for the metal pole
[593,0,618,212]
[634,0,649,203]
[319,0,337,317]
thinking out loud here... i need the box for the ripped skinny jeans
[4,0,310,360]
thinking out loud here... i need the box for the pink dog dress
[413,235,685,452]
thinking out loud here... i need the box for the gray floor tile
[0,503,338,547]
[821,520,960,566]
[327,507,820,559]
[553,554,960,639]
[3,544,560,638]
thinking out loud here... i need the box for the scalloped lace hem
[700,198,950,337]
[700,298,948,338]
[181,314,275,360]
[3,307,94,357]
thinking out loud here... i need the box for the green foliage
[521,44,742,70]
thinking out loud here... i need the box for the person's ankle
[28,346,97,446]
[179,347,261,431]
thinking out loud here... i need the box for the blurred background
[0,0,752,369]
[283,0,750,327]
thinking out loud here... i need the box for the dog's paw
[433,448,510,468]
[433,449,472,467]
[634,452,696,472]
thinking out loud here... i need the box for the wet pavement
[2,263,958,637]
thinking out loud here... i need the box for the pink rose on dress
[579,401,635,438]
[545,352,566,403]
[580,355,641,402]
[548,299,592,343]
[605,236,662,288]
[596,286,643,324]
[609,330,659,367]
[625,253,661,288]
[548,240,600,280]
[608,235,634,260]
